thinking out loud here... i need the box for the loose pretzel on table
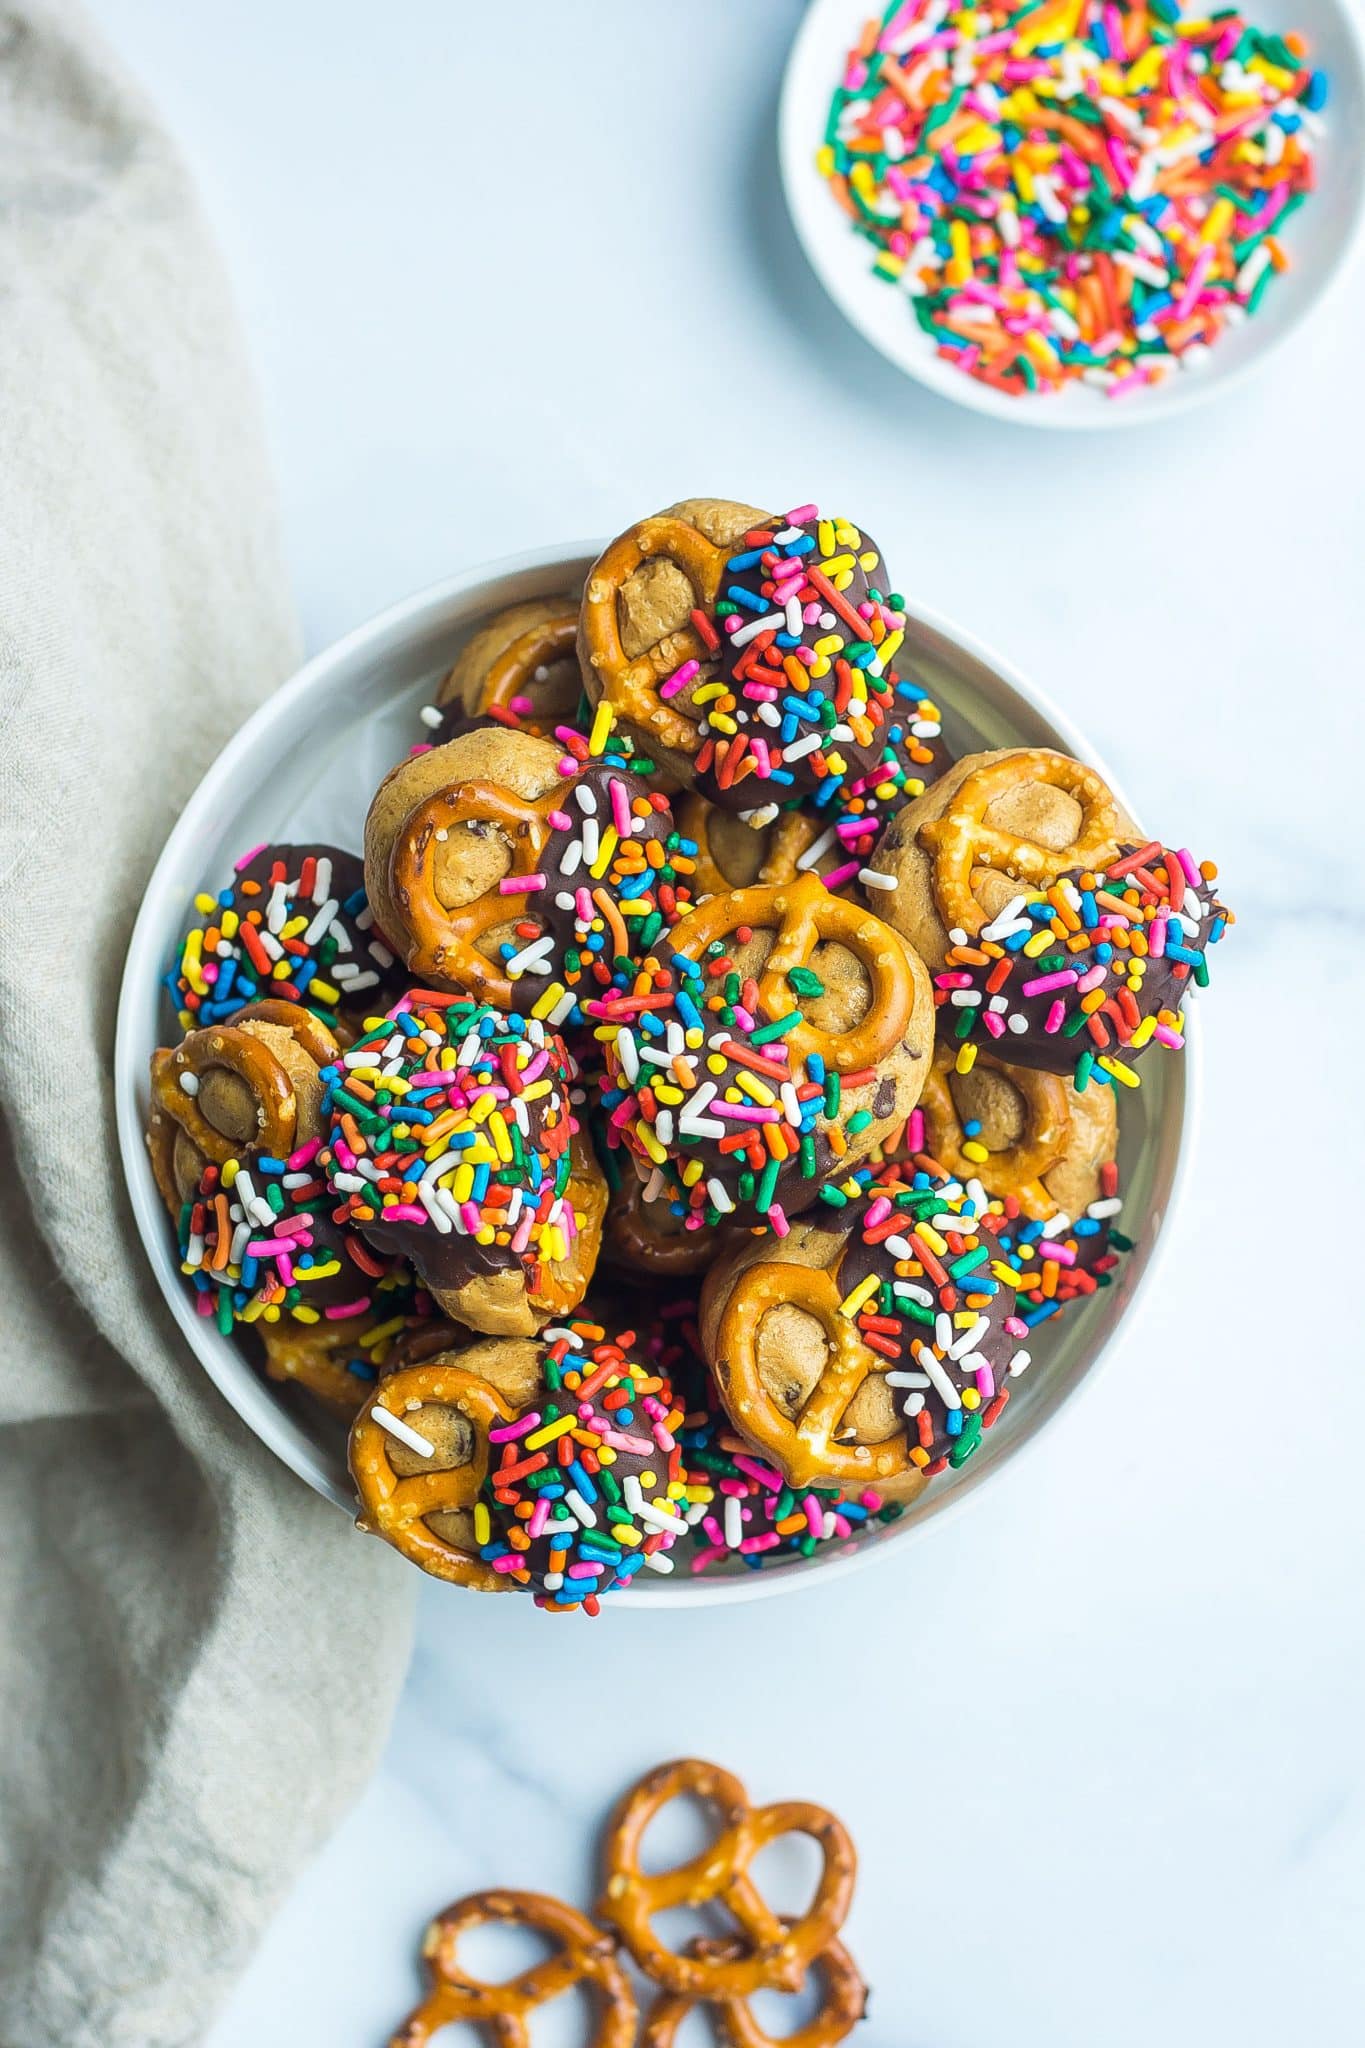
[642,1929,867,2048]
[349,1359,516,1591]
[388,1888,637,2048]
[667,872,916,1077]
[714,1259,926,1493]
[918,1046,1073,1221]
[579,517,728,759]
[917,749,1121,938]
[597,1757,856,2000]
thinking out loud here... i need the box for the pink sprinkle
[690,1546,726,1574]
[975,1363,996,1399]
[1154,1022,1184,1049]
[906,1108,925,1153]
[609,778,632,836]
[547,809,573,830]
[384,1203,426,1224]
[1021,969,1078,998]
[660,658,700,702]
[982,1011,1006,1038]
[1176,847,1201,888]
[786,501,818,523]
[740,1534,782,1555]
[499,875,546,894]
[286,1137,322,1171]
[1039,1240,1076,1267]
[1149,919,1167,958]
[323,1298,372,1320]
[528,1497,551,1540]
[803,1496,824,1538]
[1075,965,1106,995]
[488,1412,542,1442]
[732,1453,782,1493]
[822,860,862,890]
[601,1428,653,1456]
[567,1562,605,1580]
[768,1204,790,1239]
[1004,1316,1029,1338]
[1043,1000,1067,1035]
[233,842,268,872]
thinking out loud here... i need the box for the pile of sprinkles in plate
[817,0,1326,397]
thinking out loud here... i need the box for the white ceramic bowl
[116,543,1198,1604]
[780,0,1365,428]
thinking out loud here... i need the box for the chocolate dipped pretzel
[365,724,693,1029]
[701,1177,1029,1496]
[596,873,933,1230]
[875,747,1232,1085]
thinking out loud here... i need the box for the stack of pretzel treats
[146,498,1231,1612]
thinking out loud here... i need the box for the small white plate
[780,0,1365,427]
[116,544,1198,1604]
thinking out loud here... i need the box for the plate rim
[777,0,1365,431]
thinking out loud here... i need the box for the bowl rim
[778,0,1365,431]
[115,538,1200,1606]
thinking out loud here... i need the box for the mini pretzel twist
[676,794,821,900]
[149,1023,298,1166]
[258,1319,377,1419]
[580,517,727,756]
[349,1360,516,1590]
[716,1261,920,1491]
[598,1758,856,2000]
[387,777,557,998]
[472,612,579,713]
[226,998,343,1067]
[641,1930,867,2048]
[919,1049,1072,1221]
[918,750,1120,937]
[670,872,914,1076]
[389,1889,637,2048]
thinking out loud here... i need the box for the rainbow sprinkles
[817,0,1327,397]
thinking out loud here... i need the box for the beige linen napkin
[0,5,415,2041]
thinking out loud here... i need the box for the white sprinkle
[372,1407,435,1458]
[708,1178,735,1215]
[724,1496,744,1549]
[1010,1350,1033,1377]
[859,867,896,892]
[949,1317,989,1361]
[918,1347,962,1410]
[565,1488,596,1528]
[418,1182,453,1233]
[980,896,1029,942]
[575,784,597,815]
[795,823,838,868]
[640,1550,674,1575]
[729,610,785,648]
[1087,1196,1123,1219]
[885,1371,931,1389]
[178,1072,200,1097]
[419,703,444,728]
[738,802,780,829]
[506,935,556,977]
[615,1033,640,1084]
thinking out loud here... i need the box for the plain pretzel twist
[641,1929,867,2048]
[597,1757,856,2000]
[388,1888,637,2048]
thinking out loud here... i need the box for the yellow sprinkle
[474,1502,491,1545]
[524,1413,577,1451]
[308,978,339,1004]
[193,892,217,915]
[531,982,568,1020]
[588,699,614,756]
[1023,930,1054,958]
[954,1042,978,1077]
[637,1124,667,1166]
[816,143,835,177]
[838,1273,880,1320]
[489,1113,513,1163]
[962,1139,990,1163]
[817,518,835,556]
[918,1223,949,1257]
[1128,1015,1157,1050]
[1201,197,1234,245]
[1097,1055,1141,1088]
[589,825,619,880]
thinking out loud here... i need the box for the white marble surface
[96,2,1365,2042]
